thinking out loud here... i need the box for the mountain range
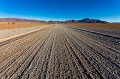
[65,18,108,23]
[0,18,108,23]
[0,18,45,23]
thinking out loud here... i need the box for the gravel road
[0,24,120,79]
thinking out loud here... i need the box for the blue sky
[0,0,120,22]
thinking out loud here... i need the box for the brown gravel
[0,24,120,79]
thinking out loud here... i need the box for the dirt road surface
[0,24,120,79]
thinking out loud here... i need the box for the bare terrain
[0,22,50,30]
[63,23,120,30]
[0,24,120,79]
[0,25,50,39]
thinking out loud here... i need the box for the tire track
[62,26,120,79]
[0,24,120,79]
[60,26,103,79]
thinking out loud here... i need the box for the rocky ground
[0,24,120,79]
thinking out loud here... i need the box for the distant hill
[0,18,45,23]
[0,18,109,24]
[65,18,108,23]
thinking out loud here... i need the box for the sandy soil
[0,23,50,30]
[63,23,120,30]
[0,24,120,79]
[0,25,51,39]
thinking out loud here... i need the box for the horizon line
[0,17,119,23]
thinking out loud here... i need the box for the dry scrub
[0,22,52,30]
[63,23,120,30]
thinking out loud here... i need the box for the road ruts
[0,24,120,79]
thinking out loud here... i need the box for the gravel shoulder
[0,25,49,39]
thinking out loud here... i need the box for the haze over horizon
[0,0,120,22]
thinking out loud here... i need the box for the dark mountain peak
[65,18,108,23]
